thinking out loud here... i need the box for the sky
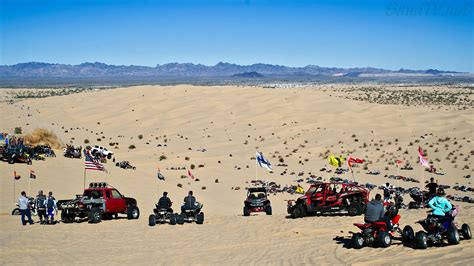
[0,0,472,72]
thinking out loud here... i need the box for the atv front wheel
[148,214,156,226]
[377,231,392,247]
[461,224,471,239]
[414,231,428,249]
[352,233,365,249]
[447,226,460,245]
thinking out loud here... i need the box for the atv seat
[354,223,371,230]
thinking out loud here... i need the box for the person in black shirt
[425,177,438,198]
[181,191,197,212]
[157,192,173,212]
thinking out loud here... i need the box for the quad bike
[149,204,177,226]
[408,189,431,209]
[12,197,38,216]
[405,207,471,249]
[177,202,204,225]
[115,161,136,170]
[243,187,272,216]
[352,207,414,249]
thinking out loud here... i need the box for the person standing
[35,190,47,224]
[18,191,34,225]
[44,191,58,224]
[425,177,438,199]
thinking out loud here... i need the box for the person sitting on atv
[157,192,173,212]
[383,204,398,231]
[428,187,452,219]
[364,194,385,224]
[181,191,197,213]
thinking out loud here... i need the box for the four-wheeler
[4,146,32,165]
[177,202,204,225]
[116,161,136,170]
[406,207,471,249]
[148,206,177,226]
[243,187,272,216]
[58,182,140,224]
[63,145,82,159]
[91,145,113,159]
[351,206,414,249]
[287,182,369,218]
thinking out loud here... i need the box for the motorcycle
[11,197,38,216]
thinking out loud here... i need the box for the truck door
[107,189,126,213]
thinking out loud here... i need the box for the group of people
[156,190,199,213]
[364,183,452,230]
[17,190,58,225]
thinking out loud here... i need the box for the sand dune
[1,84,473,264]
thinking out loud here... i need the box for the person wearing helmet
[428,187,452,218]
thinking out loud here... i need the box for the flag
[13,170,21,180]
[256,151,272,171]
[396,159,403,166]
[418,147,430,168]
[29,170,36,179]
[84,149,106,172]
[347,156,364,168]
[328,155,345,168]
[187,169,195,180]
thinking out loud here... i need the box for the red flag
[347,156,364,168]
[418,147,430,168]
[14,170,21,180]
[187,169,195,180]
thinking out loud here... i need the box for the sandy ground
[0,84,473,265]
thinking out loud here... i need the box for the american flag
[84,149,106,172]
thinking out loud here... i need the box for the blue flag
[256,151,272,171]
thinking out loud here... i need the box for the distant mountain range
[0,62,467,79]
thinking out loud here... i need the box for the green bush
[14,127,22,134]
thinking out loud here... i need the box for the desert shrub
[14,127,22,134]
[84,139,90,144]
[138,134,143,140]
[159,155,167,161]
[129,144,136,149]
[190,164,195,169]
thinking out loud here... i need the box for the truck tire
[196,213,204,224]
[107,154,112,159]
[88,208,102,223]
[127,205,140,220]
[148,214,156,226]
[290,205,305,219]
[347,204,361,216]
[243,206,250,216]
[265,205,272,215]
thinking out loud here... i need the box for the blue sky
[1,0,472,71]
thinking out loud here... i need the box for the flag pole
[83,168,86,189]
[28,175,31,196]
[13,175,16,204]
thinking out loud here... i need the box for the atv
[288,182,369,218]
[406,207,471,249]
[5,146,32,165]
[115,161,136,170]
[148,205,177,226]
[176,202,204,225]
[243,187,272,216]
[408,188,431,209]
[63,145,82,159]
[352,207,414,249]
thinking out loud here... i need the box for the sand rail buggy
[287,182,369,218]
[243,187,272,216]
[58,182,139,224]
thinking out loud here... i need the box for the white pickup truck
[91,145,113,159]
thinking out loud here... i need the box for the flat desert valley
[1,84,473,264]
